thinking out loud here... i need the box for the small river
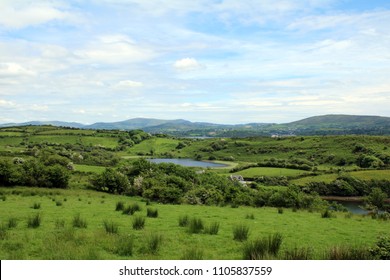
[147,158,228,168]
[331,201,368,215]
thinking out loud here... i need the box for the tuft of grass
[103,220,119,234]
[326,245,371,260]
[72,213,87,228]
[7,217,17,229]
[284,247,312,260]
[178,215,189,227]
[32,202,41,209]
[55,200,63,206]
[122,203,142,215]
[132,216,145,230]
[145,232,163,254]
[27,213,41,228]
[146,208,158,218]
[245,213,255,220]
[0,223,7,240]
[233,224,249,241]
[204,221,219,235]
[181,247,204,260]
[321,209,334,218]
[188,217,204,234]
[268,233,283,256]
[243,233,283,260]
[0,195,6,201]
[54,219,65,229]
[115,201,125,211]
[114,235,134,257]
[278,208,284,214]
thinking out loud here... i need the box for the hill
[1,114,389,136]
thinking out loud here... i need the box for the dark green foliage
[233,224,249,241]
[369,236,390,260]
[32,202,41,209]
[122,203,141,215]
[55,200,62,206]
[364,187,387,211]
[188,217,204,234]
[132,216,145,230]
[103,220,119,234]
[115,201,125,211]
[91,168,130,194]
[27,213,41,228]
[146,208,158,218]
[278,208,284,214]
[178,215,189,227]
[72,213,87,228]
[204,221,219,235]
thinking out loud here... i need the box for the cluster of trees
[230,158,315,174]
[303,175,390,197]
[0,156,70,188]
[91,159,328,209]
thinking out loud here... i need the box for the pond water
[147,158,228,168]
[331,201,368,215]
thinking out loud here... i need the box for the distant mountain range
[1,115,390,136]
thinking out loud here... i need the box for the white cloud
[0,99,16,107]
[75,35,155,64]
[0,1,73,29]
[115,80,143,88]
[0,63,36,77]
[173,58,202,71]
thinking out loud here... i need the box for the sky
[0,0,390,124]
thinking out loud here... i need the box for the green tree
[365,187,387,212]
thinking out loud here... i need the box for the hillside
[1,114,389,136]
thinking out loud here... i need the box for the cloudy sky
[1,0,389,124]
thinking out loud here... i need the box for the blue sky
[0,0,389,124]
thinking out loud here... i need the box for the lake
[147,158,228,168]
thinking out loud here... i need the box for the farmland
[0,125,389,259]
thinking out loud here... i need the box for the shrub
[115,235,134,256]
[7,217,17,229]
[146,208,158,218]
[32,202,41,209]
[370,236,390,260]
[188,217,204,234]
[132,216,145,230]
[72,213,87,228]
[178,215,189,227]
[103,220,119,234]
[233,224,249,241]
[181,247,204,260]
[204,221,219,235]
[115,201,125,211]
[27,213,41,228]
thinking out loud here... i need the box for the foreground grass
[0,187,388,260]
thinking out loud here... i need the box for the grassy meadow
[0,125,389,259]
[0,187,388,260]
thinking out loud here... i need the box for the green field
[127,138,180,155]
[74,164,106,174]
[234,167,309,179]
[0,187,388,260]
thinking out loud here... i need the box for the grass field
[0,187,388,260]
[73,164,106,174]
[127,138,180,155]
[233,167,309,179]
